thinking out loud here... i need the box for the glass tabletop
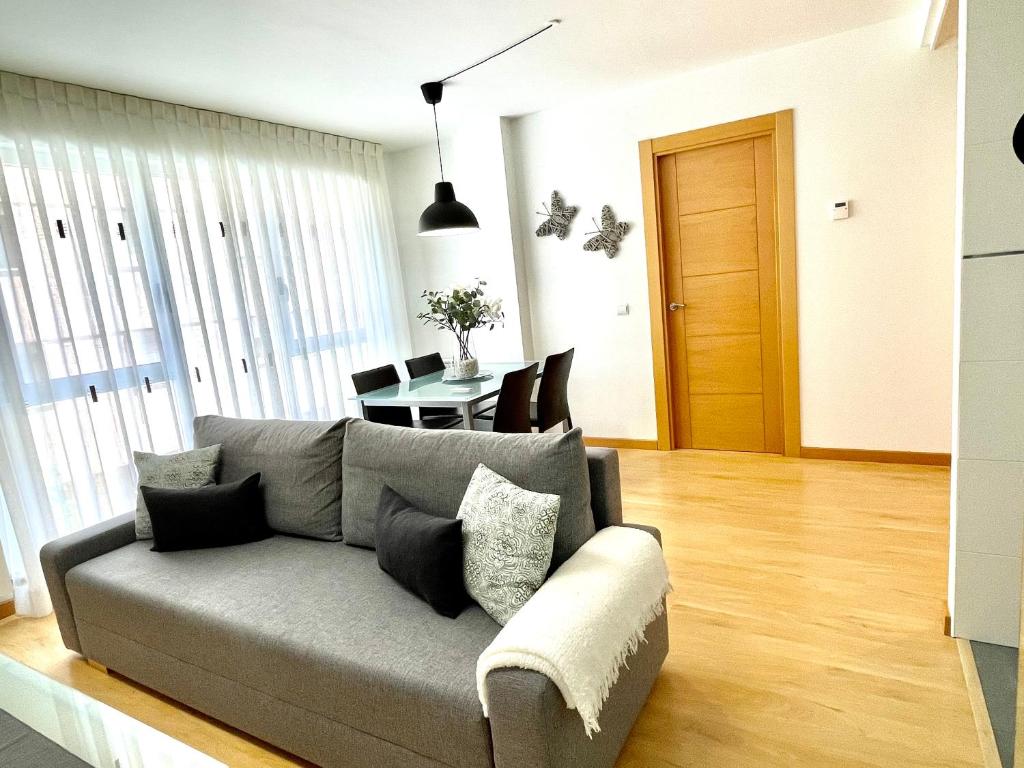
[0,653,224,768]
[352,361,544,406]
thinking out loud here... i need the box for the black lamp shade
[418,182,479,236]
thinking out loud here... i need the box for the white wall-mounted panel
[963,141,1024,257]
[959,361,1024,461]
[956,458,1024,557]
[967,0,1024,31]
[964,21,1024,146]
[953,550,1021,646]
[960,255,1024,361]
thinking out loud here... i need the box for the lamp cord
[428,21,558,183]
[438,22,557,83]
[432,102,444,182]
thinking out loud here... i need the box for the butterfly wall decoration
[583,205,630,258]
[534,191,579,240]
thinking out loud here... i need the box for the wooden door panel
[679,206,759,277]
[655,125,788,454]
[683,270,761,337]
[754,135,784,453]
[689,394,765,451]
[687,334,763,394]
[657,153,692,447]
[675,140,755,216]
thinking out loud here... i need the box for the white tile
[959,361,1024,460]
[963,141,1024,257]
[953,550,1021,646]
[965,23,1024,146]
[968,0,1024,32]
[960,255,1024,361]
[957,459,1024,557]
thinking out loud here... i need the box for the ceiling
[0,0,922,150]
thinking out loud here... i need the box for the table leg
[359,401,369,419]
[461,403,474,430]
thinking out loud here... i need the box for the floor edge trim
[957,637,1003,768]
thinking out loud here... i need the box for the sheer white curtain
[0,71,410,615]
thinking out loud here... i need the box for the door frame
[639,110,801,455]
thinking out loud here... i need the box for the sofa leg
[86,659,108,674]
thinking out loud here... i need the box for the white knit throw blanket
[476,525,672,737]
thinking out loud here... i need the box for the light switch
[616,304,630,316]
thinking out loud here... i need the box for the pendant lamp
[415,20,560,237]
[417,81,479,236]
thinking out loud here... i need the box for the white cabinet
[951,0,1024,646]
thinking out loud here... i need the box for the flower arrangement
[418,280,504,376]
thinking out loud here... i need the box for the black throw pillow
[141,473,271,553]
[375,485,470,619]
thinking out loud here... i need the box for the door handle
[669,302,686,311]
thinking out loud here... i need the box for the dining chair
[474,363,539,434]
[404,352,461,427]
[352,364,460,429]
[477,348,574,432]
[532,347,574,432]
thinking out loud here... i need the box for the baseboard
[799,447,951,467]
[584,437,658,450]
[0,599,13,621]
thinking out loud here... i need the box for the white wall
[507,13,958,448]
[386,115,529,363]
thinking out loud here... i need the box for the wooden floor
[0,449,983,767]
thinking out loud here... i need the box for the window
[0,71,409,615]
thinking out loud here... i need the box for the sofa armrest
[621,522,662,547]
[586,447,622,529]
[487,528,671,768]
[486,606,668,768]
[39,512,136,654]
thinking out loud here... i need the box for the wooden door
[657,136,784,452]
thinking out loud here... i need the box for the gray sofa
[41,417,668,768]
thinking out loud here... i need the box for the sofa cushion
[143,473,271,552]
[342,421,595,569]
[65,536,499,768]
[458,464,559,625]
[133,444,221,540]
[193,415,348,540]
[376,485,470,619]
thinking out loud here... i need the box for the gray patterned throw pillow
[133,445,221,540]
[457,463,560,625]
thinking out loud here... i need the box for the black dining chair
[532,348,574,432]
[477,349,574,432]
[405,352,445,379]
[404,352,461,427]
[352,364,460,429]
[474,363,539,434]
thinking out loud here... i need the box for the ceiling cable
[437,20,560,84]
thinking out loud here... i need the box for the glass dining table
[351,361,544,430]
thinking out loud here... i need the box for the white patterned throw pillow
[457,463,560,625]
[133,445,221,540]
